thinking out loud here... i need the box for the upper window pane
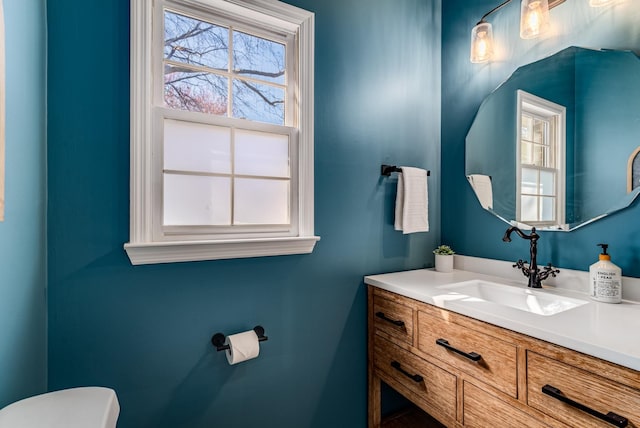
[164,11,228,70]
[532,119,545,144]
[522,115,533,141]
[233,31,285,85]
[164,69,228,114]
[232,79,285,124]
[162,10,288,125]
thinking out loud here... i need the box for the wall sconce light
[470,0,510,63]
[470,0,565,63]
[520,0,550,39]
[470,21,495,63]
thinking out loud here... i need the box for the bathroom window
[516,90,566,227]
[126,0,318,265]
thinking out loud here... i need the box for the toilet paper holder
[211,326,268,352]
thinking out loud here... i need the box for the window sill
[124,236,320,265]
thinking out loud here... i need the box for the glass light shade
[589,0,616,6]
[470,22,494,63]
[520,0,550,39]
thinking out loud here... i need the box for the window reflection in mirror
[516,90,566,229]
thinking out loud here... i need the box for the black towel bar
[381,164,430,177]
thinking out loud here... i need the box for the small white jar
[435,254,454,273]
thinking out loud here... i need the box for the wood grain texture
[417,310,518,398]
[368,287,382,428]
[373,293,414,346]
[374,335,457,425]
[463,381,552,427]
[527,351,640,427]
[525,337,640,391]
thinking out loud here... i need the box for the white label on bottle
[594,270,621,298]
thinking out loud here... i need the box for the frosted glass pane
[164,119,231,174]
[234,178,289,224]
[521,196,538,222]
[521,168,538,194]
[539,171,555,196]
[164,174,230,226]
[541,197,555,222]
[235,130,289,177]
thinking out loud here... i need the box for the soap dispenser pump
[589,244,622,303]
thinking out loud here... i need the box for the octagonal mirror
[466,46,640,231]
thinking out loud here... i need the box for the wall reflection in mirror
[466,46,640,231]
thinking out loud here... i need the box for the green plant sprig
[433,245,455,255]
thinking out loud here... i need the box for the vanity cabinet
[368,286,640,428]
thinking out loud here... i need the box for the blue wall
[46,0,441,427]
[442,0,640,277]
[0,0,47,408]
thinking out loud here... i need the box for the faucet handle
[542,263,560,277]
[513,259,527,269]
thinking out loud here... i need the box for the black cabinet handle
[390,361,423,383]
[542,384,628,427]
[375,311,405,327]
[435,338,482,362]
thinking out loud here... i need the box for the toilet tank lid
[0,387,119,428]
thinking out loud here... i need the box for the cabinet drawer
[464,381,551,427]
[372,294,414,345]
[417,310,517,397]
[527,351,640,427]
[374,336,457,422]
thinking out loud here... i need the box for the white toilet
[0,387,119,428]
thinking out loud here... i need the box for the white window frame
[125,0,318,265]
[516,90,566,228]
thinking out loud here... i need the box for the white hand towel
[394,167,429,234]
[467,174,493,210]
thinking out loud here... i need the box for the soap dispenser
[589,244,622,304]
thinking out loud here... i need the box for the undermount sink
[435,280,588,316]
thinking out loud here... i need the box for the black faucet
[502,226,559,288]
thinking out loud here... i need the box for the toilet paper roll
[225,330,260,365]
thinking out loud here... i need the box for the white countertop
[365,267,640,371]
